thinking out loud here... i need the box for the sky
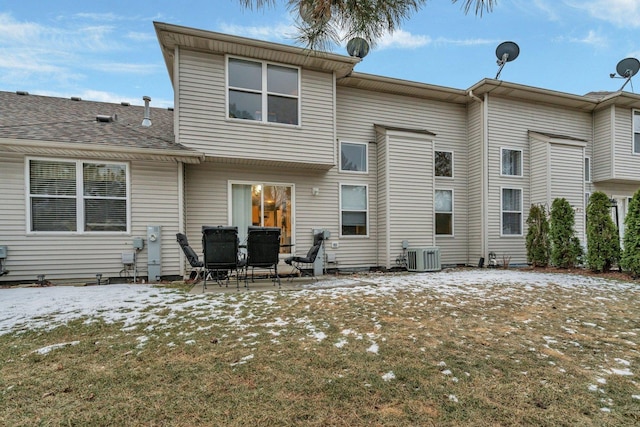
[1,1,640,108]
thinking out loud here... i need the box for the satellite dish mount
[610,57,640,92]
[495,41,520,79]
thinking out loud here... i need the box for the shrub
[621,189,640,277]
[586,192,620,272]
[525,204,550,267]
[549,198,583,268]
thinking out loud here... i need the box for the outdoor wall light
[312,187,320,196]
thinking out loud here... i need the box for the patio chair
[245,226,281,288]
[202,226,246,291]
[176,233,204,282]
[284,232,324,281]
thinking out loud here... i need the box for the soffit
[154,21,360,82]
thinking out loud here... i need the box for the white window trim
[339,140,368,174]
[225,55,301,128]
[227,180,296,246]
[434,150,454,179]
[500,186,523,237]
[584,156,591,182]
[500,147,523,177]
[435,188,454,237]
[339,183,369,238]
[633,109,640,155]
[25,157,131,235]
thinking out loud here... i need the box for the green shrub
[621,189,640,277]
[525,204,550,267]
[549,198,583,268]
[586,192,620,272]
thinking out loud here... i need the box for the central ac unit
[406,247,441,272]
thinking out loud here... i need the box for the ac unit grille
[406,247,441,272]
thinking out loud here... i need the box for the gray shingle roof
[0,91,199,159]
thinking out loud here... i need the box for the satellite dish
[611,57,640,92]
[495,41,520,79]
[346,37,370,59]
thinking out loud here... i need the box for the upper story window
[634,110,640,154]
[501,148,522,177]
[227,57,299,126]
[435,151,453,177]
[28,158,129,233]
[340,141,368,173]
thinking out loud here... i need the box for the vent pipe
[142,96,151,127]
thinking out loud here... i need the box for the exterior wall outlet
[331,242,339,249]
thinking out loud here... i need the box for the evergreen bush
[549,198,583,268]
[586,192,620,272]
[621,189,640,278]
[525,204,550,267]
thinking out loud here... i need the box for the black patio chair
[202,226,246,291]
[285,232,324,281]
[245,226,281,288]
[176,233,204,282]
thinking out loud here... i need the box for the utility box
[0,246,7,259]
[132,237,145,250]
[312,229,331,276]
[147,225,161,282]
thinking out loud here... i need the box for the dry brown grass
[1,270,639,426]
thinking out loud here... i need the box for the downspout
[177,161,185,277]
[467,89,488,265]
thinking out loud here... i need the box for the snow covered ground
[2,268,638,413]
[1,268,637,337]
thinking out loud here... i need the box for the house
[0,92,202,283]
[2,21,640,283]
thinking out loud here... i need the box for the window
[501,148,522,176]
[634,110,640,154]
[435,151,453,177]
[501,188,522,236]
[584,157,591,182]
[231,183,293,254]
[340,184,368,236]
[227,57,299,125]
[435,189,453,235]
[28,159,128,232]
[340,142,367,172]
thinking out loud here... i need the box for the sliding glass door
[231,183,293,253]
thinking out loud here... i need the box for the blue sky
[1,1,640,108]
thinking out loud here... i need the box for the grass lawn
[1,269,639,426]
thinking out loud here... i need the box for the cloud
[377,29,431,49]
[566,0,640,28]
[556,30,608,48]
[217,22,298,42]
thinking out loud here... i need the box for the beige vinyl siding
[0,157,181,283]
[486,96,592,264]
[183,161,380,270]
[530,138,549,206]
[612,107,640,181]
[592,106,613,182]
[337,86,468,267]
[177,49,336,167]
[550,144,586,242]
[466,101,483,265]
[376,131,389,267]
